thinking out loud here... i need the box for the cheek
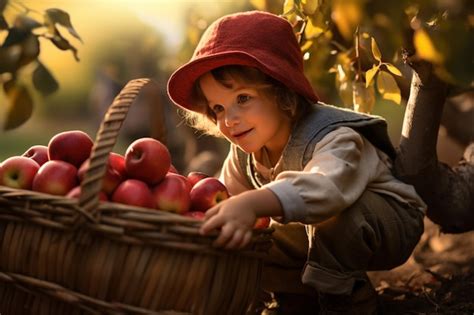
[216,121,229,136]
[256,106,279,125]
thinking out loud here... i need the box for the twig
[421,286,440,312]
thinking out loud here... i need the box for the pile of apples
[0,130,270,228]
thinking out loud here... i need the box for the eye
[211,104,224,114]
[237,94,251,104]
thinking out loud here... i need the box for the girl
[167,10,425,315]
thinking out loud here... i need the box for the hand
[199,195,257,250]
[199,188,283,250]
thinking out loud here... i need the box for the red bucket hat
[167,10,319,112]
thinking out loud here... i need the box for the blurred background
[0,0,470,175]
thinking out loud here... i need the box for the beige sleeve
[219,145,254,196]
[265,127,380,224]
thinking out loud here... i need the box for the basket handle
[77,78,152,221]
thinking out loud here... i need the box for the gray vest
[236,102,396,189]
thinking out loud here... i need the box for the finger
[204,206,219,219]
[238,230,253,250]
[224,229,245,250]
[199,213,224,235]
[213,223,235,248]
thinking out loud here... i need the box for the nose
[224,106,240,127]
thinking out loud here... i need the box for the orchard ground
[259,218,474,314]
[372,218,474,314]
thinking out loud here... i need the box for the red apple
[183,211,206,220]
[0,156,40,190]
[78,152,126,195]
[125,138,171,185]
[152,173,191,214]
[48,130,94,167]
[168,173,192,193]
[32,160,78,196]
[66,186,108,201]
[187,171,210,188]
[22,145,49,166]
[112,179,154,208]
[254,217,271,229]
[190,177,229,212]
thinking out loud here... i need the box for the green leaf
[3,81,33,130]
[376,71,401,104]
[32,62,58,96]
[365,64,379,88]
[45,8,82,42]
[371,37,382,62]
[384,63,402,76]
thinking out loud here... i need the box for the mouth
[232,129,253,139]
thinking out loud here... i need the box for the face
[199,72,291,158]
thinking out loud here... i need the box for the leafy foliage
[251,0,472,113]
[0,0,80,130]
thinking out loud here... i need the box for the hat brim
[168,50,319,112]
[167,51,271,111]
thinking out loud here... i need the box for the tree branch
[394,57,474,233]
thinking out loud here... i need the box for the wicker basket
[0,79,273,314]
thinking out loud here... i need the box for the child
[167,11,425,314]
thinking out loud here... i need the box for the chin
[235,144,259,154]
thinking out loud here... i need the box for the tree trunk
[394,60,474,233]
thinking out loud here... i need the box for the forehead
[199,72,250,97]
[200,71,245,88]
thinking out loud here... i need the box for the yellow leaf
[250,0,266,10]
[331,0,362,41]
[376,71,401,104]
[371,37,382,62]
[305,18,324,39]
[414,29,444,64]
[336,64,347,81]
[385,63,402,76]
[338,81,354,108]
[300,39,314,51]
[365,64,379,88]
[283,0,295,15]
[302,0,318,15]
[3,82,34,130]
[352,81,375,113]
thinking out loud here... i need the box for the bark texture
[394,60,474,233]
